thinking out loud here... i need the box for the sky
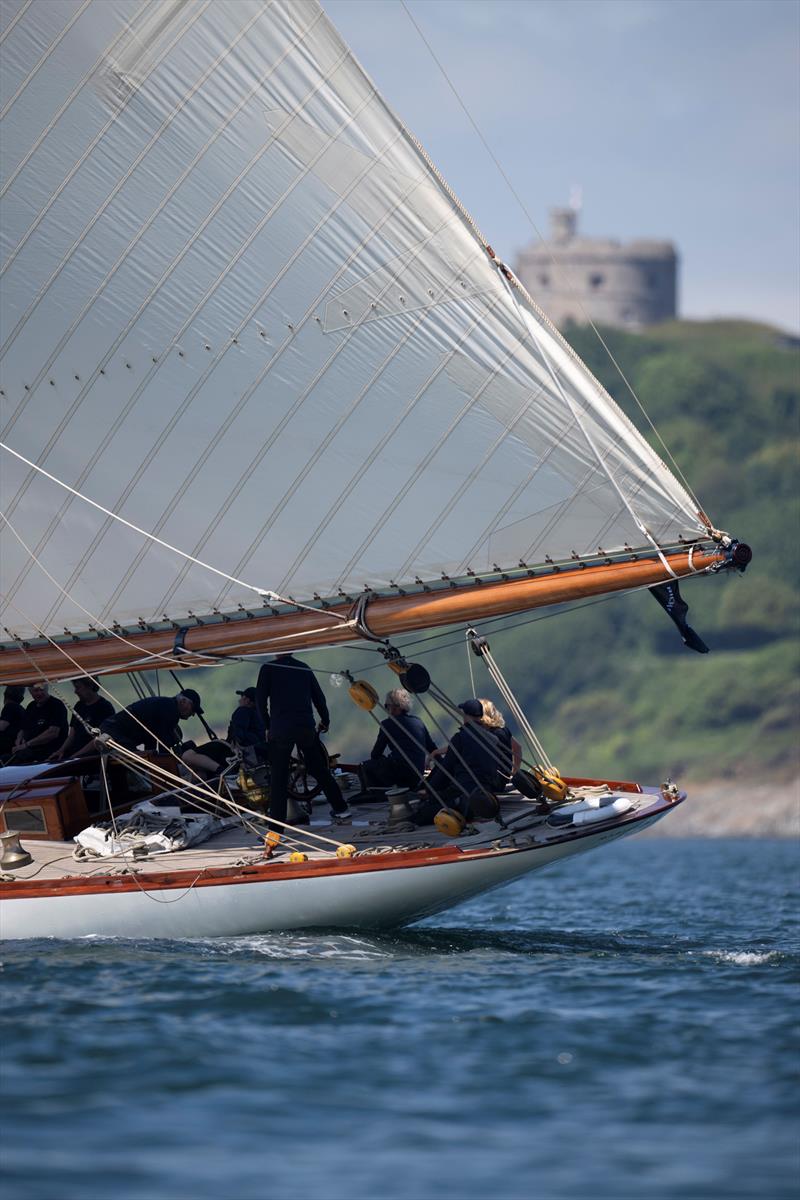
[325,0,800,333]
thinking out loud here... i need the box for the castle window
[589,273,604,289]
[647,273,658,290]
[539,274,550,287]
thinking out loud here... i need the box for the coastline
[642,777,799,837]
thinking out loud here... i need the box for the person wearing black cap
[93,689,202,754]
[49,676,115,761]
[420,698,499,817]
[227,687,267,759]
[256,653,350,828]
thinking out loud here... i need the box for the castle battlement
[515,207,678,330]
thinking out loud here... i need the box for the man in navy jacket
[257,654,349,830]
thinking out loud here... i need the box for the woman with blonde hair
[478,698,522,790]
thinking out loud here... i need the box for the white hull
[0,811,663,940]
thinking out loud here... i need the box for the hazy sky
[326,0,800,333]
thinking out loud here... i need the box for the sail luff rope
[397,0,707,522]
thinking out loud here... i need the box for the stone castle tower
[514,207,677,331]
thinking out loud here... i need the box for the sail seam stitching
[2,8,333,619]
[0,0,93,123]
[0,1,159,202]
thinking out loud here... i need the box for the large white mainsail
[0,0,706,647]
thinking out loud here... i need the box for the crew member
[13,683,69,763]
[421,698,499,819]
[49,677,115,761]
[256,653,349,830]
[0,685,26,762]
[93,688,203,754]
[227,687,268,760]
[359,688,436,793]
[478,698,522,791]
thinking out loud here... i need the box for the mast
[0,545,743,684]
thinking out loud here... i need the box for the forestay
[0,0,706,644]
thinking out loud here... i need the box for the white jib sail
[0,0,706,644]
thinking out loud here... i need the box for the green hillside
[112,321,799,786]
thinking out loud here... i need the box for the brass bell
[0,831,33,870]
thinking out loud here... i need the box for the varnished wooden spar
[0,547,724,683]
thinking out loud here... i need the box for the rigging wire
[398,0,707,519]
[0,443,352,625]
[0,591,352,852]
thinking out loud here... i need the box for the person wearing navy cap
[420,698,499,818]
[95,689,202,753]
[227,686,267,760]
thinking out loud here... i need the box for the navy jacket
[227,704,267,747]
[370,713,435,777]
[442,722,498,788]
[100,696,182,751]
[70,696,115,752]
[21,696,68,744]
[256,656,329,737]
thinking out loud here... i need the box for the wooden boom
[0,547,726,683]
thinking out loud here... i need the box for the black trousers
[268,728,345,827]
[360,756,420,792]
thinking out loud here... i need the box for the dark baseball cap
[178,687,203,715]
[237,687,257,702]
[458,698,484,719]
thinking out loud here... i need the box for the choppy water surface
[2,839,797,1200]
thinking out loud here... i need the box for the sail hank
[0,545,726,684]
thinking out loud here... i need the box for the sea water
[1,838,797,1200]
